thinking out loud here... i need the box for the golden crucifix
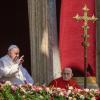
[73,5,97,88]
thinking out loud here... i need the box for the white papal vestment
[0,55,34,85]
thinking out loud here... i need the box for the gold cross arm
[73,5,97,24]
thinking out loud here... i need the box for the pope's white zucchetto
[8,45,19,51]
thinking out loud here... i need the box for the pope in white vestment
[0,45,34,85]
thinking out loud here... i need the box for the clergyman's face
[8,48,20,60]
[62,68,73,81]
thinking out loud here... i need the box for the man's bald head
[62,67,73,81]
[62,67,72,74]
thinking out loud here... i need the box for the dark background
[56,0,61,40]
[0,0,31,73]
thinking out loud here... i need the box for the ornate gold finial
[73,5,97,88]
[91,15,98,22]
[82,5,89,11]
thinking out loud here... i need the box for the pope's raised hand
[18,55,24,65]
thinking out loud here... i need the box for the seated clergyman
[49,67,80,89]
[0,45,34,85]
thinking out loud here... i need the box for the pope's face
[8,48,20,60]
[62,68,73,81]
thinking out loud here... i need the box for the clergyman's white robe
[0,55,34,85]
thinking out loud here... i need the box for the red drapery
[59,0,96,76]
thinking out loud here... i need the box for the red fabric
[59,0,96,76]
[49,77,80,89]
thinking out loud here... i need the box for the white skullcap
[8,45,19,51]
